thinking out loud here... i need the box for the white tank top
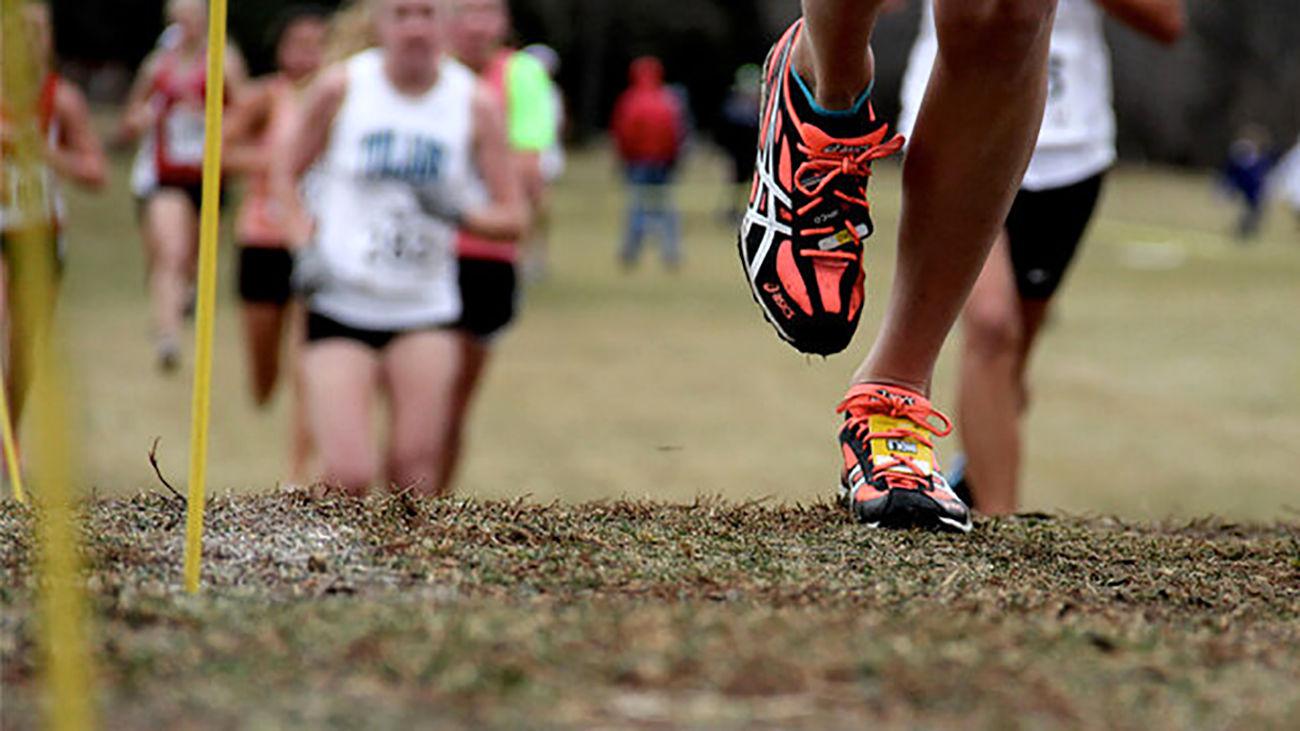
[130,131,158,197]
[0,122,64,233]
[898,0,1116,191]
[309,50,479,330]
[1,80,65,233]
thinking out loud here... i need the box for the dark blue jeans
[622,163,681,268]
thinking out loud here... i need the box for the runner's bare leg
[845,0,1058,394]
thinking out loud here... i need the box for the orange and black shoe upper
[738,20,904,356]
[838,384,972,533]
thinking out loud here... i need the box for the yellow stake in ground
[183,0,231,594]
[1,0,93,728]
[0,361,25,502]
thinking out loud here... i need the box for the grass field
[2,493,1298,728]
[42,131,1300,518]
[2,123,1299,728]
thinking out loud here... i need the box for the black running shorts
[1005,172,1106,301]
[237,246,294,305]
[454,257,518,340]
[135,182,225,220]
[305,311,446,351]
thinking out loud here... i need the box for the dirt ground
[2,492,1297,729]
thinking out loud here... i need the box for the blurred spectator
[1220,125,1279,240]
[715,63,761,223]
[611,56,685,270]
[442,0,558,494]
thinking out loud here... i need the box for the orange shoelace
[794,133,905,212]
[793,133,903,262]
[836,385,952,491]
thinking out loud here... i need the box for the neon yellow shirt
[503,52,556,153]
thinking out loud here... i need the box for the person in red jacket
[611,56,685,270]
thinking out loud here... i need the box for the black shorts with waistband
[305,311,448,351]
[135,182,227,220]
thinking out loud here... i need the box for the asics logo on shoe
[822,143,883,155]
[762,283,797,319]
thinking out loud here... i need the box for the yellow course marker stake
[2,0,94,728]
[183,0,231,593]
[0,363,25,502]
[183,0,230,594]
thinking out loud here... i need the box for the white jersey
[898,0,1116,190]
[1,94,65,234]
[0,125,65,233]
[129,131,158,197]
[1275,136,1300,211]
[309,50,479,330]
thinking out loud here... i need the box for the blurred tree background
[47,0,1300,166]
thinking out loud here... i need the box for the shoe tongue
[867,414,934,477]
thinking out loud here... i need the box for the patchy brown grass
[2,492,1298,729]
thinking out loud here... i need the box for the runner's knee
[964,298,1023,356]
[153,245,189,272]
[148,227,192,270]
[936,0,1054,65]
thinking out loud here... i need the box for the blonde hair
[326,0,376,62]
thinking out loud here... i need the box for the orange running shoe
[738,20,904,355]
[838,384,972,533]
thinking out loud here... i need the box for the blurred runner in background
[520,42,566,281]
[225,4,331,484]
[1275,134,1300,228]
[119,0,247,373]
[441,0,556,491]
[1,1,106,464]
[275,0,525,496]
[897,0,1185,515]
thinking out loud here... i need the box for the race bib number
[1042,52,1074,134]
[3,160,54,225]
[163,108,206,167]
[1047,53,1066,101]
[360,209,449,288]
